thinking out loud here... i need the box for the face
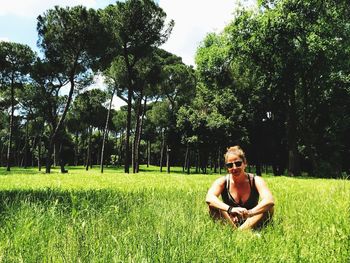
[226,154,246,176]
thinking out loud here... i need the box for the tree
[0,41,35,171]
[36,5,107,173]
[69,89,107,170]
[101,0,174,173]
[190,32,250,174]
[224,0,350,176]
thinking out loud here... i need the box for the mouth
[230,169,241,175]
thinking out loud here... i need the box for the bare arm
[206,177,230,212]
[245,176,274,217]
[206,176,247,216]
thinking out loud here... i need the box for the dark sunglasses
[225,161,243,168]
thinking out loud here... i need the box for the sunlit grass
[0,166,349,262]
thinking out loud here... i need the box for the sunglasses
[225,161,243,168]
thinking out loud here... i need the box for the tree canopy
[0,0,349,178]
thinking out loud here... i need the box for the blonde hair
[224,146,247,163]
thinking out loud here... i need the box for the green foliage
[2,0,349,177]
[0,42,35,85]
[0,167,348,261]
[37,5,105,75]
[102,0,174,61]
[193,0,350,176]
[196,32,231,87]
[69,89,108,130]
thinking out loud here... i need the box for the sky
[0,0,256,107]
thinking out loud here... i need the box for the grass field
[0,166,349,262]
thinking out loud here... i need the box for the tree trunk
[184,143,189,173]
[100,89,113,173]
[74,132,79,166]
[45,79,75,173]
[1,143,5,167]
[38,136,42,171]
[159,129,165,172]
[31,135,37,167]
[131,142,134,172]
[135,96,147,173]
[45,138,54,173]
[6,82,15,171]
[133,93,143,173]
[124,47,134,174]
[195,150,199,173]
[119,131,124,166]
[15,143,20,167]
[96,130,101,166]
[146,140,150,167]
[186,148,191,174]
[86,126,92,171]
[23,120,29,168]
[53,143,57,167]
[59,142,67,173]
[166,144,170,173]
[124,88,132,173]
[286,85,300,176]
[256,163,262,176]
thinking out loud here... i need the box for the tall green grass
[0,166,349,262]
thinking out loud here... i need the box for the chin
[231,170,241,176]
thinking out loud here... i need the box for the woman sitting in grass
[206,146,274,230]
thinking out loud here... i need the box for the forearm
[205,194,230,212]
[248,199,274,217]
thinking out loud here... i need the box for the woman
[206,146,274,230]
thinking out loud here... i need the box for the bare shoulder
[213,175,227,186]
[253,175,273,198]
[253,175,268,186]
[253,175,265,183]
[247,173,264,183]
[207,175,227,195]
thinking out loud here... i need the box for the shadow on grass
[3,165,346,179]
[0,188,154,217]
[0,167,48,176]
[0,165,126,176]
[0,165,218,176]
[137,165,224,175]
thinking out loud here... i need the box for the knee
[208,205,221,219]
[260,206,274,227]
[266,206,274,219]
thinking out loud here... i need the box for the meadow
[0,166,349,262]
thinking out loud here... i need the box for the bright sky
[0,0,256,107]
[0,0,256,65]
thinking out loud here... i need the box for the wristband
[227,206,233,214]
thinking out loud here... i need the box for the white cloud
[158,0,256,66]
[0,0,97,18]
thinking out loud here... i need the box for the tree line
[0,0,349,178]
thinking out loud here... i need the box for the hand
[228,207,248,217]
[231,215,239,223]
[241,210,252,219]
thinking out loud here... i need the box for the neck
[231,172,247,184]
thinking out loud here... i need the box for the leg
[239,206,274,231]
[208,205,238,228]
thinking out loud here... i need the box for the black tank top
[221,174,259,209]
